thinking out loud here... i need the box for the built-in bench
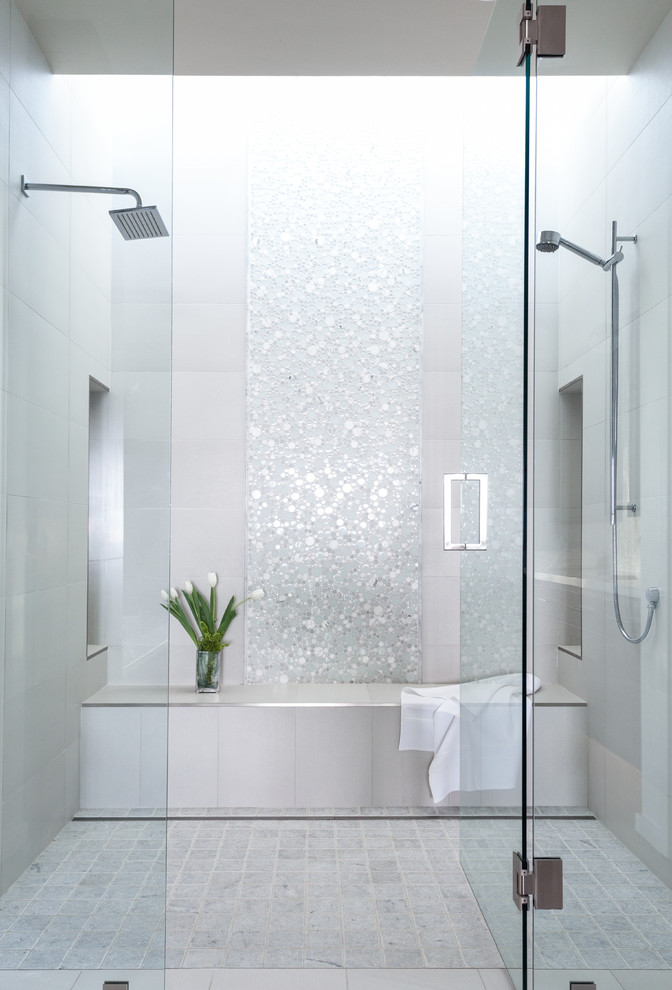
[80,683,587,810]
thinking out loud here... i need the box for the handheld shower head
[536,230,561,253]
[21,176,169,241]
[535,228,620,270]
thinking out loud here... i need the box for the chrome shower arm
[557,235,606,267]
[21,175,142,208]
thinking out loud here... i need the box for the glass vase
[196,649,221,693]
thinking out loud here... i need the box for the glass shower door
[533,2,672,986]
[0,3,174,987]
[456,10,537,990]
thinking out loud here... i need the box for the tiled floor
[462,817,672,972]
[0,812,670,981]
[165,817,501,970]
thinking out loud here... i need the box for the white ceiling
[14,0,672,76]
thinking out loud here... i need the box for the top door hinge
[513,852,563,910]
[517,5,566,66]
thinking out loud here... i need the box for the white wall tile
[124,440,170,509]
[295,707,372,807]
[422,372,461,442]
[121,506,171,641]
[372,707,434,806]
[3,674,66,797]
[422,576,460,648]
[6,292,68,415]
[171,439,245,510]
[421,644,460,685]
[422,439,462,511]
[80,707,141,808]
[4,586,68,697]
[69,186,112,275]
[169,508,245,592]
[9,4,71,169]
[67,501,88,584]
[172,302,246,372]
[8,195,70,334]
[423,142,463,236]
[606,11,672,168]
[67,579,88,668]
[422,506,460,578]
[173,234,247,305]
[5,494,68,594]
[115,370,171,442]
[1,753,67,889]
[5,393,68,500]
[173,142,247,239]
[140,707,168,808]
[422,303,461,372]
[218,707,295,806]
[8,90,70,247]
[534,706,587,806]
[68,420,88,505]
[171,371,246,441]
[423,235,462,306]
[69,262,111,365]
[112,234,172,304]
[168,707,218,807]
[112,301,171,372]
[0,0,9,83]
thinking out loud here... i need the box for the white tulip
[170,587,178,600]
[250,588,265,599]
[160,589,170,602]
[207,572,218,588]
[184,580,193,594]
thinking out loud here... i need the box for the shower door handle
[443,473,488,551]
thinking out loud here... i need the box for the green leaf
[182,588,201,627]
[217,595,238,636]
[162,601,199,645]
[195,589,214,633]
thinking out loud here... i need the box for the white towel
[399,673,541,803]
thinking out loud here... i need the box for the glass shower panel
[457,58,534,990]
[534,4,672,985]
[0,2,173,986]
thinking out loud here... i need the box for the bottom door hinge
[513,852,563,910]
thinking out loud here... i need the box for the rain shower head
[109,205,169,240]
[21,176,169,241]
[536,228,622,270]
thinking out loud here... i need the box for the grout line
[73,813,597,822]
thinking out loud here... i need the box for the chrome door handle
[443,473,488,551]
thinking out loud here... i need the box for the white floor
[5,967,672,989]
[0,967,516,989]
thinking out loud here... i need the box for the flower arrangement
[160,572,264,654]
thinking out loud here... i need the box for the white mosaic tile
[459,85,526,681]
[246,130,422,684]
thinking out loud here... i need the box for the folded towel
[399,673,541,803]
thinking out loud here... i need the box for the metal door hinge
[513,852,563,910]
[103,983,130,990]
[570,983,597,990]
[517,4,566,66]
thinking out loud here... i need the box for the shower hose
[610,253,658,644]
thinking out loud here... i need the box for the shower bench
[80,682,587,811]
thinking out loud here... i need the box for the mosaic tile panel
[246,132,422,684]
[459,82,526,681]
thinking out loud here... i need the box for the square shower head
[109,205,169,240]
